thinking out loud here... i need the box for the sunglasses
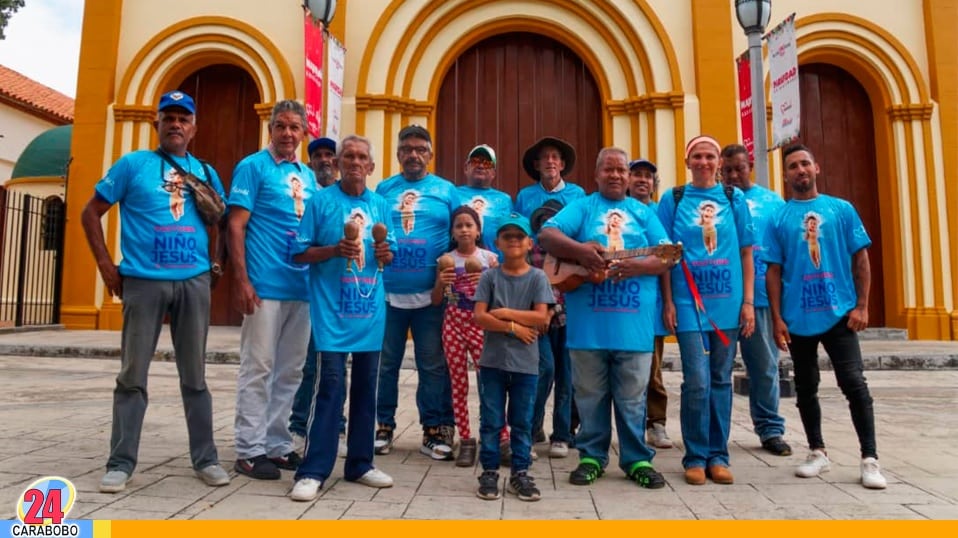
[468,158,494,169]
[499,232,527,242]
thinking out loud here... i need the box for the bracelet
[743,301,754,306]
[509,321,516,336]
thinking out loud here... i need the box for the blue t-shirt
[94,150,226,281]
[456,185,514,257]
[657,184,754,332]
[542,193,670,352]
[743,185,786,308]
[295,183,396,352]
[514,181,586,218]
[229,149,317,301]
[640,199,668,337]
[762,194,871,336]
[376,173,460,294]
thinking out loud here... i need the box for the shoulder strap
[724,184,734,204]
[155,149,187,176]
[198,160,214,185]
[672,185,685,205]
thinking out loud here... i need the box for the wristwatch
[211,262,224,276]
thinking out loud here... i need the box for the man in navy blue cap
[81,90,230,493]
[308,137,338,188]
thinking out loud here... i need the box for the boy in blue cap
[472,213,554,502]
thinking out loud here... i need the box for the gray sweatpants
[107,273,218,473]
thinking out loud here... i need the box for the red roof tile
[0,64,74,124]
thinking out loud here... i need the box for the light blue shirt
[514,181,586,218]
[542,193,670,352]
[457,185,513,257]
[376,173,460,294]
[657,184,754,332]
[94,150,225,281]
[229,149,316,301]
[763,194,871,336]
[295,183,396,352]
[743,185,786,308]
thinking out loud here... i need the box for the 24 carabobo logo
[12,476,80,536]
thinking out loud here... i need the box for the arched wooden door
[436,32,603,196]
[177,64,261,326]
[797,63,884,326]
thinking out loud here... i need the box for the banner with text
[304,12,325,138]
[767,13,800,149]
[326,35,346,141]
[736,52,754,161]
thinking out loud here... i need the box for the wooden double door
[178,64,261,326]
[798,63,885,326]
[435,32,603,196]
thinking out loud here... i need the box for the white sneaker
[194,464,230,487]
[549,441,569,458]
[290,478,322,501]
[355,468,394,488]
[530,448,538,461]
[795,449,831,478]
[647,423,674,449]
[338,433,348,459]
[860,457,887,489]
[99,470,130,493]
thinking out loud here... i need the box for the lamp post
[735,0,772,188]
[304,0,338,25]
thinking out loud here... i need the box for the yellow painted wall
[57,0,956,339]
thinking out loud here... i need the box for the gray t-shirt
[474,266,554,375]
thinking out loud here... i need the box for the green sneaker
[569,458,603,485]
[628,462,666,489]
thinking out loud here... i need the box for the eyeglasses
[468,158,494,169]
[161,179,185,193]
[398,145,431,155]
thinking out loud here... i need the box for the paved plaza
[0,328,956,520]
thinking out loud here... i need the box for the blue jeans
[532,325,574,443]
[377,303,454,429]
[570,349,655,473]
[478,367,537,472]
[733,307,785,441]
[290,335,346,437]
[296,351,379,483]
[676,329,739,469]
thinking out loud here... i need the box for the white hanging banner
[325,34,346,140]
[767,13,800,149]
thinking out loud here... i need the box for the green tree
[0,0,26,40]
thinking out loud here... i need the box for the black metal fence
[0,188,66,326]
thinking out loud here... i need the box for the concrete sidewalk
[0,355,955,520]
[0,326,956,370]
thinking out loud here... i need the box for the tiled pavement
[0,347,956,520]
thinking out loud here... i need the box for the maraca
[437,254,456,301]
[372,222,388,271]
[464,256,483,274]
[344,221,360,272]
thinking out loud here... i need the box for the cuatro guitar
[543,243,683,292]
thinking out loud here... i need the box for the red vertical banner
[737,52,754,161]
[304,11,325,138]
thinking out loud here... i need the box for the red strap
[679,259,731,347]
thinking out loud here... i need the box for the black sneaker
[269,451,303,471]
[569,460,603,485]
[629,465,666,489]
[761,436,793,456]
[421,427,453,460]
[507,471,541,502]
[476,470,500,500]
[374,425,393,455]
[234,455,280,480]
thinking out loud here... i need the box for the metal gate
[0,188,66,326]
